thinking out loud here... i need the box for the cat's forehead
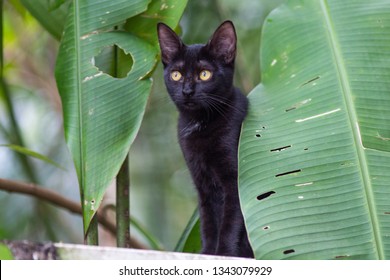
[172,59,212,69]
[171,44,214,69]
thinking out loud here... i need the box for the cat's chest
[179,120,232,162]
[180,129,219,155]
[180,134,222,179]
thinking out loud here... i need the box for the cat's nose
[182,88,194,97]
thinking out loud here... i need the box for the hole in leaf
[304,148,309,151]
[283,249,295,255]
[93,45,133,78]
[285,98,312,112]
[255,126,266,138]
[270,145,292,152]
[257,191,276,201]
[285,107,296,112]
[275,169,301,177]
[263,226,270,230]
[299,76,320,87]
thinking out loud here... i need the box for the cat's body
[157,21,253,258]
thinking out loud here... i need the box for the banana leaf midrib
[73,0,86,200]
[320,0,384,259]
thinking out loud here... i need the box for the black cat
[157,21,253,258]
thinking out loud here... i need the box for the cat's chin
[180,101,201,111]
[184,101,196,107]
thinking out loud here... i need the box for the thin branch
[0,178,146,249]
[0,178,81,213]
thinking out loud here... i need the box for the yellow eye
[170,71,182,81]
[199,70,212,81]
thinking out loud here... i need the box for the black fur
[157,21,253,258]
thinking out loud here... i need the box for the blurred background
[0,0,284,251]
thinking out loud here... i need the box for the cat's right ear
[157,23,183,65]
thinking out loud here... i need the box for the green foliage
[239,0,390,259]
[55,0,187,236]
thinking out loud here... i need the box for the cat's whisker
[206,94,246,114]
[203,98,230,122]
[198,94,245,119]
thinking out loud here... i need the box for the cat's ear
[157,23,183,65]
[207,21,237,64]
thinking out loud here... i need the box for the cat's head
[157,21,237,114]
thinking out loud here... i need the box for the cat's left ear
[207,21,237,64]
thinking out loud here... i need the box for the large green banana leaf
[239,0,390,259]
[55,0,154,234]
[55,0,186,234]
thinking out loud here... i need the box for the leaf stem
[116,154,130,248]
[85,215,99,245]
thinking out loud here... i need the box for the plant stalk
[116,154,130,248]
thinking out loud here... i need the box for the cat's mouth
[179,100,201,110]
[184,101,196,107]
